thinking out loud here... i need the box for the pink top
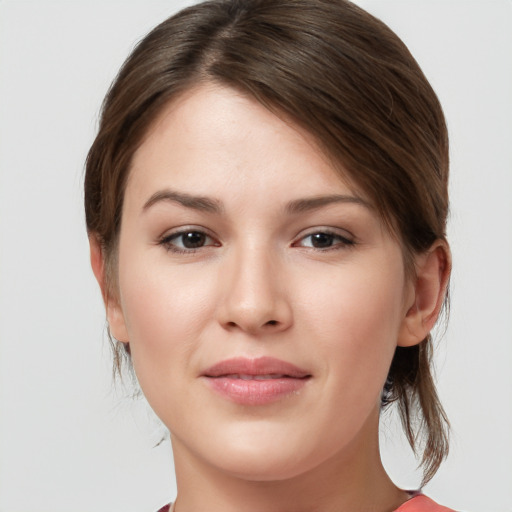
[396,494,455,511]
[158,494,455,512]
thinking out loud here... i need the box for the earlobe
[88,235,129,343]
[397,241,451,347]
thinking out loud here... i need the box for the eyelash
[158,228,355,254]
[293,230,355,251]
[158,228,219,254]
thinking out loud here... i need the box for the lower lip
[204,376,309,405]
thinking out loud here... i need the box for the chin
[185,421,340,483]
[215,450,318,482]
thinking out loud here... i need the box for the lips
[201,356,311,405]
[221,374,291,380]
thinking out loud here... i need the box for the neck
[170,411,409,512]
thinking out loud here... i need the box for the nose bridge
[219,240,291,333]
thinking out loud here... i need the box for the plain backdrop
[0,1,511,511]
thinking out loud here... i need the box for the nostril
[266,320,278,326]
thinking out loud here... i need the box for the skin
[91,84,450,512]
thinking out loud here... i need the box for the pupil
[312,233,333,248]
[183,232,206,248]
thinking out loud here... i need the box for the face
[110,84,414,481]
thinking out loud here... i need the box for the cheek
[116,262,220,423]
[300,259,404,338]
[296,259,405,386]
[116,256,216,376]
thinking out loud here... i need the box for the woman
[85,1,453,510]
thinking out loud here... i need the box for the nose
[217,246,293,335]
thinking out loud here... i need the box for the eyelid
[292,227,356,249]
[156,225,356,253]
[158,225,220,252]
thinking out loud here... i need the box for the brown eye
[310,233,335,248]
[180,231,207,249]
[160,229,218,253]
[296,231,355,250]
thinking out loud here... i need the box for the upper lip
[202,356,311,378]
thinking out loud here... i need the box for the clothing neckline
[163,491,447,512]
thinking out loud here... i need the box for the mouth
[219,374,296,380]
[201,356,312,405]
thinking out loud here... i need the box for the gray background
[0,1,511,511]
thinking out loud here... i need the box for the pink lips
[201,356,311,405]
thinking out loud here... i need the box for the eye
[295,230,355,250]
[159,229,219,253]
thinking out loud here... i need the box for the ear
[89,235,129,343]
[397,240,451,347]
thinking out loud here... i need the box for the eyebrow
[285,194,371,214]
[142,189,224,214]
[142,189,370,215]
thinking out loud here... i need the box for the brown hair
[85,0,450,484]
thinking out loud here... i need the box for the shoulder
[395,494,456,512]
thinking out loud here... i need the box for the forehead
[127,83,366,208]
